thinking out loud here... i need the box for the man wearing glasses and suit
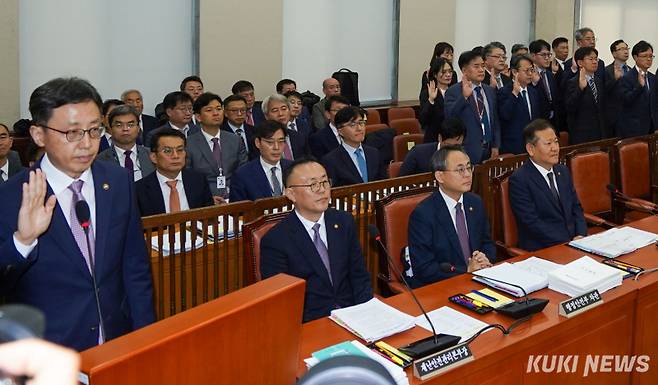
[260,159,373,322]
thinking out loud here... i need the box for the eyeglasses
[111,121,139,129]
[442,164,474,177]
[637,54,655,59]
[340,120,367,129]
[158,146,186,156]
[42,125,104,142]
[226,108,246,114]
[488,54,507,61]
[260,138,287,147]
[517,67,536,74]
[582,37,597,42]
[175,106,193,113]
[288,179,332,193]
[536,52,553,58]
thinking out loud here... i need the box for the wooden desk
[299,216,658,384]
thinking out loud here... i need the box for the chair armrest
[495,240,527,258]
[377,273,406,295]
[584,213,616,229]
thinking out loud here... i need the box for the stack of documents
[195,215,240,241]
[329,298,416,343]
[415,307,490,343]
[304,340,408,385]
[472,262,550,297]
[568,226,658,258]
[548,256,625,297]
[151,230,204,256]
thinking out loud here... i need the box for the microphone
[368,225,460,358]
[607,184,658,214]
[75,200,106,342]
[440,263,548,319]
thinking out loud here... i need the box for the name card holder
[558,290,603,318]
[413,343,474,380]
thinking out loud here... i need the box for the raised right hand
[14,170,57,246]
[578,66,587,90]
[427,79,439,103]
[462,78,473,99]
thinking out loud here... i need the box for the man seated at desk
[260,159,373,322]
[407,145,495,288]
[509,119,587,251]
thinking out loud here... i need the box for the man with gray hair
[262,93,309,159]
[121,89,159,144]
[483,41,512,89]
[312,78,341,131]
[562,27,606,84]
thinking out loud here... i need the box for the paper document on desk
[472,262,548,297]
[151,231,204,256]
[415,306,490,343]
[329,298,416,343]
[513,256,563,278]
[568,226,658,258]
[548,256,625,297]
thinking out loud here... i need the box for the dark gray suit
[185,130,248,196]
[96,145,155,180]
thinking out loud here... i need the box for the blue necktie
[474,86,492,142]
[521,90,531,119]
[355,148,368,182]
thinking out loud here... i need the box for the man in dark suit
[0,124,25,182]
[604,40,631,137]
[260,159,373,322]
[445,50,501,164]
[263,94,309,159]
[399,117,464,176]
[309,95,350,159]
[232,80,265,127]
[312,78,342,131]
[276,79,312,125]
[221,94,257,159]
[321,107,386,187]
[0,77,154,351]
[285,90,313,140]
[186,92,248,201]
[144,91,200,146]
[96,105,155,181]
[509,119,587,251]
[529,39,565,133]
[230,120,293,202]
[408,145,495,288]
[482,42,512,90]
[136,128,213,216]
[100,99,124,152]
[562,28,606,84]
[619,40,655,138]
[565,47,607,144]
[120,89,159,144]
[498,54,547,154]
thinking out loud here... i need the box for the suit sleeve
[344,215,373,304]
[228,170,248,202]
[312,103,327,131]
[488,89,501,149]
[444,87,470,120]
[320,154,337,185]
[621,74,645,106]
[407,206,450,287]
[564,77,585,113]
[200,177,214,206]
[309,133,324,160]
[566,175,588,237]
[496,88,518,121]
[260,230,289,279]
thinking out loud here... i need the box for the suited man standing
[605,40,631,137]
[260,159,373,322]
[407,145,495,288]
[619,40,655,138]
[0,77,154,351]
[445,50,501,164]
[529,39,564,133]
[0,123,25,182]
[498,54,546,154]
[312,78,342,131]
[136,128,213,216]
[562,28,606,85]
[565,47,607,144]
[229,120,292,202]
[309,95,350,159]
[120,89,159,143]
[509,119,587,251]
[321,107,386,187]
[96,105,155,181]
[482,42,512,90]
[221,94,257,159]
[262,94,309,159]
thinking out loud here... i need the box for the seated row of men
[262,118,587,322]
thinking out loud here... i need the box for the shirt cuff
[13,234,38,258]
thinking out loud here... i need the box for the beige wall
[397,0,457,101]
[0,0,19,127]
[535,0,576,44]
[199,0,283,102]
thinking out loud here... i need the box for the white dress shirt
[113,145,143,181]
[438,187,467,235]
[170,122,191,137]
[201,128,221,151]
[329,123,341,144]
[156,170,190,212]
[259,157,283,194]
[227,121,249,151]
[530,159,560,196]
[341,142,367,179]
[295,210,328,247]
[0,159,8,181]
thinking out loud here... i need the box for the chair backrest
[567,149,612,214]
[617,140,650,198]
[559,131,569,147]
[375,187,434,293]
[387,107,415,122]
[392,133,424,162]
[388,161,403,178]
[389,118,421,136]
[365,109,381,125]
[493,171,518,248]
[365,123,389,135]
[242,212,288,285]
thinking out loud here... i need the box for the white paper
[473,262,548,297]
[513,256,563,279]
[150,230,204,256]
[195,215,241,241]
[415,306,490,343]
[548,256,625,297]
[329,298,416,343]
[569,226,658,258]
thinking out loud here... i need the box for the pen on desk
[372,345,405,366]
[471,290,498,302]
[375,341,412,362]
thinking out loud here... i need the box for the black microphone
[368,225,460,358]
[75,200,106,343]
[607,184,658,214]
[440,263,548,319]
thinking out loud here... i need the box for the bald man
[312,78,341,131]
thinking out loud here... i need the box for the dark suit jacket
[95,145,156,179]
[483,71,512,90]
[444,82,501,164]
[509,161,587,251]
[260,208,373,322]
[140,114,159,145]
[291,117,313,141]
[321,145,386,187]
[229,158,292,202]
[309,125,340,160]
[408,191,496,288]
[5,151,25,180]
[220,121,257,160]
[604,63,627,137]
[498,85,546,154]
[562,58,606,85]
[530,69,564,132]
[288,128,309,159]
[399,142,437,176]
[143,122,201,148]
[418,86,445,144]
[565,74,607,144]
[619,67,655,138]
[135,169,213,216]
[99,136,111,153]
[250,102,266,127]
[0,160,154,351]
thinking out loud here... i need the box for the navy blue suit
[562,58,606,85]
[565,74,607,144]
[531,69,564,132]
[99,136,111,153]
[288,128,309,159]
[321,145,386,187]
[140,114,159,145]
[291,117,312,141]
[498,85,546,154]
[399,142,437,176]
[220,121,257,160]
[444,82,501,164]
[408,192,496,288]
[260,208,373,322]
[229,158,292,202]
[0,161,155,351]
[509,161,587,251]
[250,102,266,126]
[135,169,214,217]
[619,67,655,138]
[309,126,340,160]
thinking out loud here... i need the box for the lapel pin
[334,224,339,229]
[469,206,474,211]
[102,183,110,190]
[557,171,561,176]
